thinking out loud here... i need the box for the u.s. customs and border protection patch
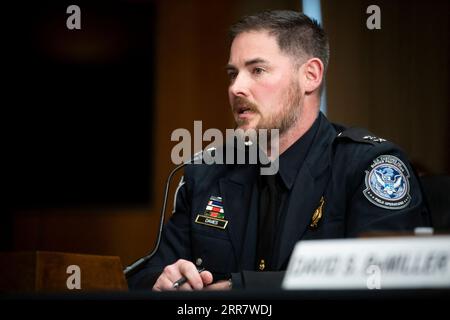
[363,155,411,210]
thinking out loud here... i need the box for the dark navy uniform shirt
[254,115,319,271]
[128,112,430,289]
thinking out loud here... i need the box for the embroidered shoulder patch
[363,155,411,210]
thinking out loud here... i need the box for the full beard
[232,79,302,136]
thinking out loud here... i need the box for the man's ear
[302,58,324,94]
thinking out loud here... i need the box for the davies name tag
[282,236,450,290]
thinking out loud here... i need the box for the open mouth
[236,106,254,115]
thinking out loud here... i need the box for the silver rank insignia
[195,196,228,229]
[363,155,411,210]
[363,135,387,143]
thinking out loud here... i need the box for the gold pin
[310,196,325,229]
[259,259,265,271]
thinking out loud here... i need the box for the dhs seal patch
[363,155,411,210]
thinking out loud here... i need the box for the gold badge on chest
[310,196,325,229]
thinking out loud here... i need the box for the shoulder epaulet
[335,127,388,145]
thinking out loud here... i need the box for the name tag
[195,214,228,230]
[282,236,450,290]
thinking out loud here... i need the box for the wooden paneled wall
[323,0,449,174]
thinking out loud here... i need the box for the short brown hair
[230,10,330,72]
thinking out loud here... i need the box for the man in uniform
[128,10,430,291]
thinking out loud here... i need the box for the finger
[162,264,183,283]
[178,281,194,291]
[200,270,213,286]
[178,262,203,290]
[204,280,232,291]
[153,274,177,291]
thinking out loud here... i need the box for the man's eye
[253,67,265,75]
[227,72,237,81]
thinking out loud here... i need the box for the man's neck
[278,107,320,155]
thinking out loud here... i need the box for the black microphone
[123,147,217,278]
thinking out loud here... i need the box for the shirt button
[259,259,265,271]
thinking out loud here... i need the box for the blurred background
[2,0,449,267]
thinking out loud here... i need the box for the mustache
[232,97,259,113]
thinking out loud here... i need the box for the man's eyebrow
[225,64,236,72]
[226,58,269,71]
[244,58,269,67]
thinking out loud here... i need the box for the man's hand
[152,259,232,291]
[205,280,232,291]
[152,259,213,291]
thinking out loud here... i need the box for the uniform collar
[277,113,321,190]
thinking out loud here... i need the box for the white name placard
[282,236,450,290]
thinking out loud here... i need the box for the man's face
[227,31,303,133]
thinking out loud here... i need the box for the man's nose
[229,73,250,97]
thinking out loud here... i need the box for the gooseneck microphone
[123,147,217,278]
